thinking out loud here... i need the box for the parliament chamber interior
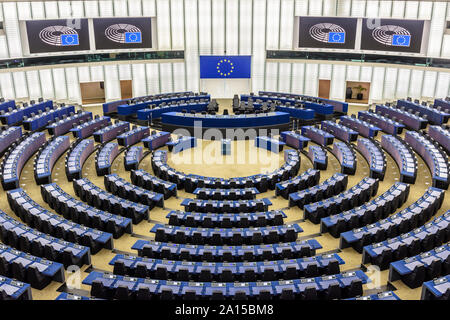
[0,0,449,308]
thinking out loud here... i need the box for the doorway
[345,81,371,104]
[318,79,331,99]
[80,81,105,105]
[120,80,133,100]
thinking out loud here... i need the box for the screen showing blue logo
[60,34,79,46]
[125,32,142,43]
[391,34,411,47]
[328,32,345,44]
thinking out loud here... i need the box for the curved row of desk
[341,188,445,258]
[151,149,300,193]
[40,183,132,239]
[73,178,149,224]
[166,210,285,228]
[331,142,357,175]
[321,182,410,238]
[356,138,386,180]
[289,173,348,209]
[110,253,343,282]
[34,136,70,185]
[6,188,113,254]
[83,270,368,300]
[1,132,46,190]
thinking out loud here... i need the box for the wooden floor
[3,99,448,300]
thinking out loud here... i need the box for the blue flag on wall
[200,56,251,79]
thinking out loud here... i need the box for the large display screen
[360,19,424,53]
[298,17,358,49]
[25,19,90,54]
[93,17,152,50]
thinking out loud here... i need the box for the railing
[0,50,185,70]
[267,50,450,69]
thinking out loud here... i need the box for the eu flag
[391,34,411,47]
[61,34,79,46]
[125,32,142,43]
[200,56,251,79]
[328,32,345,43]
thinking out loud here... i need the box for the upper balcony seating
[275,168,320,199]
[73,178,149,224]
[65,139,95,182]
[1,132,46,190]
[321,182,410,238]
[340,188,445,256]
[46,111,92,136]
[289,173,348,209]
[34,136,71,185]
[166,210,285,228]
[6,188,113,254]
[356,138,386,180]
[104,174,164,209]
[381,135,418,184]
[40,183,132,239]
[132,238,322,262]
[303,177,379,224]
[93,120,130,143]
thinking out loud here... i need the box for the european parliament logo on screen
[61,34,79,46]
[200,56,251,79]
[392,34,411,47]
[125,32,142,43]
[328,32,345,43]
